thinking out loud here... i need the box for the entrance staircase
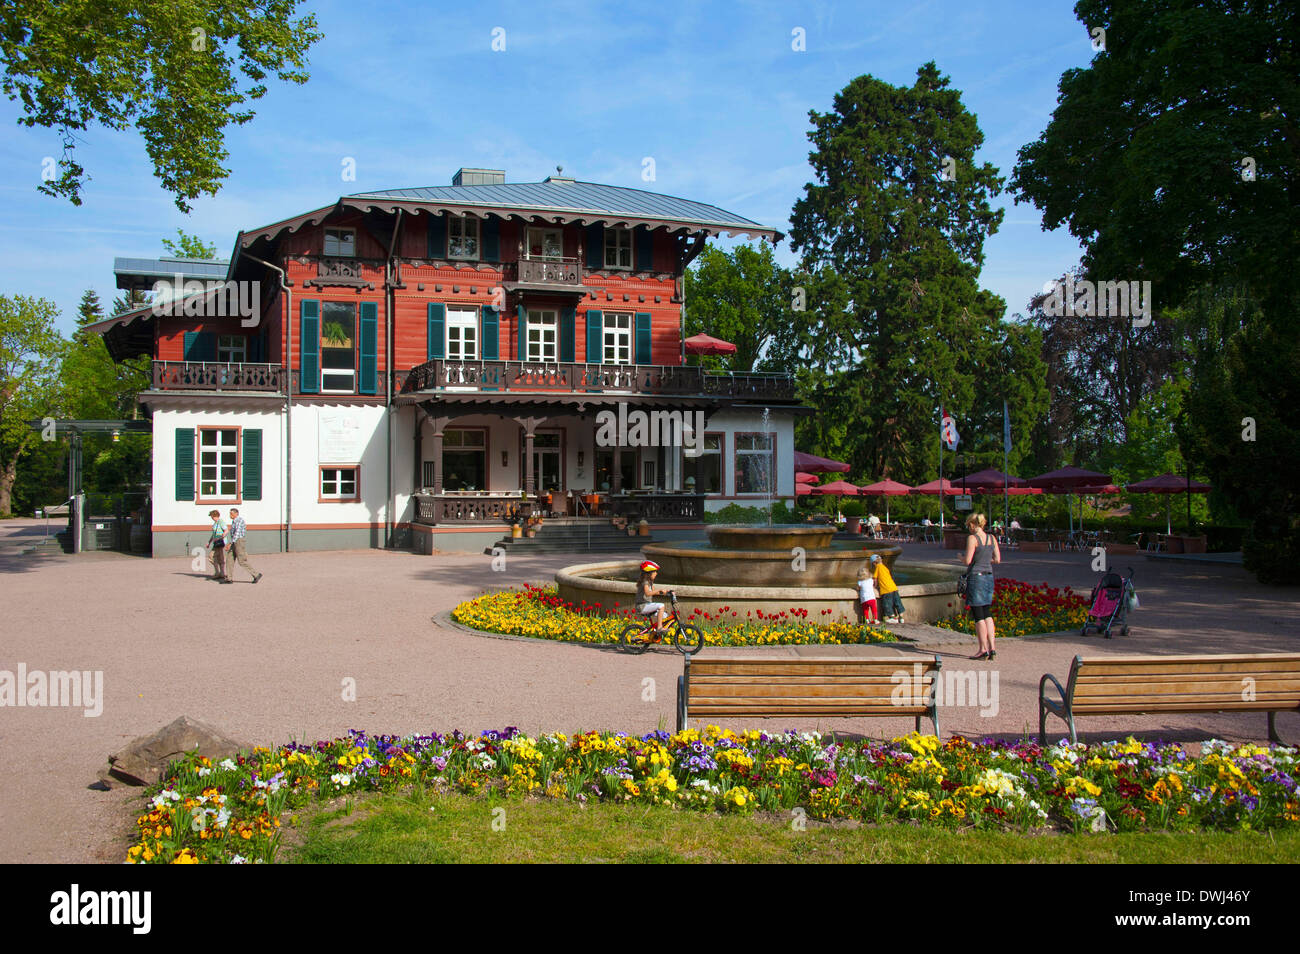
[486,518,654,555]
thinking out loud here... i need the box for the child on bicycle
[636,560,670,635]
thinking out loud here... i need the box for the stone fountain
[555,524,962,624]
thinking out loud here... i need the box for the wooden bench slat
[1075,653,1300,665]
[1073,679,1300,697]
[692,684,917,700]
[1070,702,1298,714]
[691,706,931,716]
[688,663,936,677]
[691,675,930,687]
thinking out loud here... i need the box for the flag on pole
[1003,400,1012,453]
[941,407,960,451]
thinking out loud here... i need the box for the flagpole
[938,406,944,527]
[1003,400,1010,532]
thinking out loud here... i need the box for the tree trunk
[0,432,35,516]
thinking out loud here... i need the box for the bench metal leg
[676,675,686,733]
[1268,711,1287,745]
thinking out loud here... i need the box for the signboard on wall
[953,494,973,511]
[319,412,364,462]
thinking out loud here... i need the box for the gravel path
[0,538,1296,863]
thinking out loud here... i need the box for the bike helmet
[640,560,660,573]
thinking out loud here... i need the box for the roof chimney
[452,168,505,186]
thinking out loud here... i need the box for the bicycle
[618,591,704,655]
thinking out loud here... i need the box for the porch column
[513,416,544,496]
[413,406,424,491]
[611,445,622,493]
[430,414,450,495]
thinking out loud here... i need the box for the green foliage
[787,64,1048,484]
[840,499,864,518]
[161,230,219,259]
[0,295,64,515]
[1,0,322,211]
[683,243,797,373]
[1012,2,1297,581]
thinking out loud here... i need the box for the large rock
[99,716,251,788]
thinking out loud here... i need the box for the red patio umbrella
[794,450,851,473]
[952,468,1027,491]
[859,479,912,522]
[1028,466,1114,532]
[794,484,813,496]
[684,333,738,355]
[811,480,860,495]
[910,478,956,494]
[1127,472,1212,535]
[795,472,819,484]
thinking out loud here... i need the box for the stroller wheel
[1080,625,1090,638]
[1121,626,1130,638]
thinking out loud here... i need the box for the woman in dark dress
[963,513,1001,659]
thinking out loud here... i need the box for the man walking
[225,508,262,583]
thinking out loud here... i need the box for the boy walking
[225,508,262,583]
[871,554,905,624]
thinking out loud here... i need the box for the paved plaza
[1,524,1297,862]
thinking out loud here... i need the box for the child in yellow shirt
[870,554,905,624]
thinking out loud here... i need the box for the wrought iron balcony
[152,361,286,392]
[508,256,583,287]
[400,359,794,399]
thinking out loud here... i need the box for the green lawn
[284,789,1299,864]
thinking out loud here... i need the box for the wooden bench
[676,655,942,735]
[1039,653,1300,744]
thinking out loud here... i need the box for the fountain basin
[556,559,963,625]
[643,533,902,587]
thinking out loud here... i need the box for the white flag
[941,407,960,451]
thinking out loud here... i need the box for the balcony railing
[412,492,705,524]
[508,256,583,287]
[401,359,794,399]
[153,361,286,392]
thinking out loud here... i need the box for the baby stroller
[1081,567,1137,638]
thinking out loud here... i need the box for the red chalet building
[93,168,803,556]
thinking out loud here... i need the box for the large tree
[1,0,321,211]
[0,295,63,515]
[1011,0,1298,580]
[683,243,797,374]
[787,63,1046,481]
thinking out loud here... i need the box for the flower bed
[934,578,1089,636]
[452,583,896,648]
[127,729,1300,863]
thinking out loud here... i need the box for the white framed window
[527,227,563,261]
[604,228,632,269]
[446,307,478,361]
[527,309,558,363]
[683,433,722,494]
[449,216,480,260]
[198,428,239,500]
[324,228,355,257]
[603,312,632,364]
[320,466,359,501]
[320,301,356,393]
[217,335,247,363]
[735,432,775,495]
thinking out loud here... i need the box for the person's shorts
[879,591,904,617]
[969,603,993,622]
[637,603,663,615]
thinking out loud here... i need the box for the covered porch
[400,392,720,526]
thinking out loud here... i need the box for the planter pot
[1019,541,1050,552]
[526,530,536,538]
[627,527,637,537]
[638,519,650,536]
[1165,536,1185,554]
[1180,535,1207,554]
[1106,543,1137,555]
[510,525,522,538]
[846,517,861,534]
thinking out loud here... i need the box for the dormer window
[604,228,632,269]
[324,228,355,257]
[449,216,480,260]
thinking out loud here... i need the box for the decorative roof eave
[238,198,780,247]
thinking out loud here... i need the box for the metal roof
[114,256,230,290]
[346,179,772,234]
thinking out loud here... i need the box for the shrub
[841,500,865,518]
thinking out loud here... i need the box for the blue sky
[0,0,1094,335]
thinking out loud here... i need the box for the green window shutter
[426,303,445,360]
[635,227,654,271]
[427,214,447,258]
[482,217,500,262]
[183,331,216,361]
[242,429,262,500]
[174,428,194,501]
[585,310,603,363]
[300,300,320,393]
[481,307,499,360]
[560,307,576,363]
[359,301,378,394]
[586,224,604,270]
[517,305,527,361]
[634,312,652,365]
